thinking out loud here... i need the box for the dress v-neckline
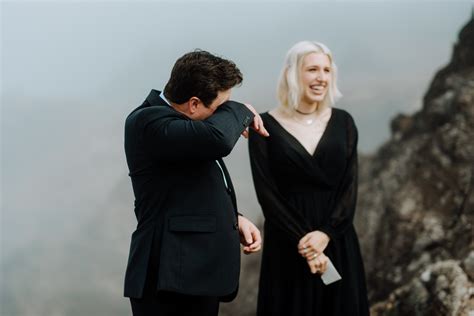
[265,108,335,158]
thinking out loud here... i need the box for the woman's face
[299,52,332,106]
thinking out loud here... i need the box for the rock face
[370,260,474,316]
[355,17,474,315]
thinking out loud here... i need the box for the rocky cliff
[355,16,474,315]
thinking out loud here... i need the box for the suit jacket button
[233,223,239,230]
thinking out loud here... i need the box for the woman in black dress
[249,41,369,316]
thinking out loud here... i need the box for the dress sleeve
[319,113,359,240]
[249,128,312,243]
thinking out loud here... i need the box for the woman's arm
[248,127,312,243]
[318,112,359,240]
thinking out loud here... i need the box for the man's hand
[297,231,330,260]
[306,252,329,274]
[241,103,269,138]
[238,215,262,254]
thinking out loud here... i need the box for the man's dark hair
[163,50,243,107]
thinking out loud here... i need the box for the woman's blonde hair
[277,41,342,110]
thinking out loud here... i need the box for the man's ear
[187,97,201,114]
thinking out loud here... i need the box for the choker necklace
[290,106,330,126]
[295,108,317,115]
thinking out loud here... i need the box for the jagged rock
[356,15,474,315]
[463,251,474,281]
[391,114,414,141]
[370,261,473,316]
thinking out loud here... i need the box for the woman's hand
[297,231,330,260]
[241,103,270,138]
[238,215,262,254]
[306,252,329,274]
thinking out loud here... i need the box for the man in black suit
[123,50,268,316]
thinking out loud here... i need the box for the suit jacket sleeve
[142,101,254,161]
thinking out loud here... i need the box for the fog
[1,1,471,315]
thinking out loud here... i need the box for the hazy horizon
[1,2,472,315]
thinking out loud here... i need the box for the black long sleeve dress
[248,108,369,316]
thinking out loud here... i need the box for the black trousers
[130,291,220,316]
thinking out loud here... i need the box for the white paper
[321,258,342,285]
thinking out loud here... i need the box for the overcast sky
[1,1,472,256]
[2,1,471,147]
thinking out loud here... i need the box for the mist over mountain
[1,2,472,315]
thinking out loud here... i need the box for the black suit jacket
[123,90,254,301]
